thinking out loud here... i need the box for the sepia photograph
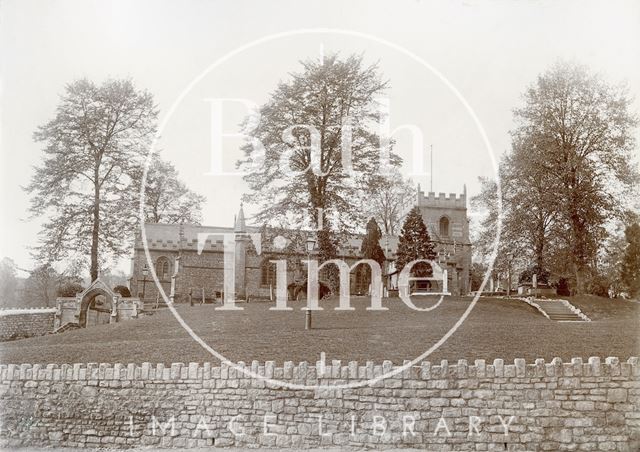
[0,0,639,450]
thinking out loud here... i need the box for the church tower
[415,186,472,295]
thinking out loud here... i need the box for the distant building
[128,186,472,302]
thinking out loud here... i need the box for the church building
[128,186,471,302]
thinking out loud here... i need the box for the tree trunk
[570,220,588,295]
[574,263,586,295]
[90,178,100,282]
[567,171,588,295]
[535,215,545,271]
[535,242,544,272]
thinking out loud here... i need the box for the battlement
[417,188,466,209]
[1,356,637,381]
[135,223,261,251]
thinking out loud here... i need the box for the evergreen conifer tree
[360,218,386,266]
[395,207,436,275]
[621,222,640,298]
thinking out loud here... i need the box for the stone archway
[76,280,118,328]
[79,291,113,327]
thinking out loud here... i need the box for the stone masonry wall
[0,308,55,341]
[0,357,638,450]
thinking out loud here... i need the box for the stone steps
[535,300,589,322]
[52,322,80,334]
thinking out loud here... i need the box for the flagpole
[430,144,433,192]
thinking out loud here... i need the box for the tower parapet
[417,188,466,209]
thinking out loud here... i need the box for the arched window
[156,257,170,281]
[261,260,277,287]
[439,216,450,237]
[353,263,370,295]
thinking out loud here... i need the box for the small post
[443,269,448,294]
[305,308,312,330]
[201,287,205,305]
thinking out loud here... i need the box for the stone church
[128,186,472,302]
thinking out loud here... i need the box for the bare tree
[142,157,206,224]
[362,172,415,235]
[471,150,558,290]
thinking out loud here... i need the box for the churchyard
[0,295,636,365]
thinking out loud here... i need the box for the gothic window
[439,216,450,237]
[354,263,370,295]
[156,257,170,281]
[261,260,277,286]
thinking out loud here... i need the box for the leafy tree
[0,258,18,306]
[238,53,400,234]
[27,78,158,281]
[621,222,640,298]
[511,62,638,293]
[586,274,612,298]
[23,263,60,307]
[22,263,83,307]
[596,220,630,298]
[395,207,436,274]
[113,285,132,297]
[141,158,206,224]
[469,262,488,292]
[57,282,85,297]
[258,224,308,275]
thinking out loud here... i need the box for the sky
[1,0,639,275]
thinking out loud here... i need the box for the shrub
[113,285,132,297]
[56,282,85,297]
[288,281,331,300]
[587,275,610,298]
[556,278,571,296]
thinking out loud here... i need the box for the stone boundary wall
[0,308,56,341]
[0,357,638,450]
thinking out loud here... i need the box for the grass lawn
[0,296,637,365]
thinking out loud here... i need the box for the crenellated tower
[415,185,472,295]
